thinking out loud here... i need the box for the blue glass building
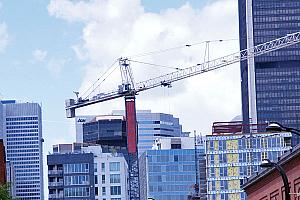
[112,110,183,156]
[139,137,206,200]
[239,0,300,146]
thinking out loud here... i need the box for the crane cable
[80,59,119,100]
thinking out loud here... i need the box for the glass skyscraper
[0,100,44,199]
[239,0,300,146]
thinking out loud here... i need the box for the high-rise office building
[76,110,184,157]
[0,100,44,199]
[47,143,128,200]
[139,137,206,200]
[112,110,184,156]
[238,0,300,145]
[206,123,292,200]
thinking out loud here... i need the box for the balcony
[48,181,63,187]
[48,193,63,199]
[48,170,63,176]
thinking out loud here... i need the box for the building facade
[76,111,184,157]
[139,137,206,200]
[238,0,300,145]
[0,100,44,199]
[47,143,128,200]
[206,130,292,200]
[242,143,300,200]
[112,110,183,156]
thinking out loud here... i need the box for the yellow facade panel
[226,139,238,150]
[214,140,219,151]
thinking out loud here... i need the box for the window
[209,141,214,151]
[63,163,89,173]
[220,167,227,177]
[220,180,228,190]
[210,168,215,178]
[210,154,214,165]
[101,163,105,172]
[94,163,97,172]
[109,162,120,171]
[219,140,226,151]
[110,186,121,195]
[246,139,251,149]
[219,154,227,163]
[64,175,89,185]
[110,174,120,183]
[64,187,90,197]
[261,138,267,148]
[102,187,106,196]
[95,187,98,196]
[95,175,98,184]
[102,175,105,184]
[174,155,179,162]
[262,151,268,160]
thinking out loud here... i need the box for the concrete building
[139,137,206,200]
[206,122,292,200]
[238,0,300,146]
[0,100,44,200]
[47,143,128,200]
[242,144,300,200]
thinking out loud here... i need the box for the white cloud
[46,58,67,77]
[0,23,8,53]
[33,49,48,62]
[48,0,241,134]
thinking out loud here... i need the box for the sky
[0,0,240,196]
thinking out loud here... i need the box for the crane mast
[65,32,300,200]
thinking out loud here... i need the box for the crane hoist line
[65,32,300,200]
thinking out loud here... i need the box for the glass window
[110,186,121,195]
[101,163,105,172]
[95,187,98,196]
[109,162,120,171]
[102,175,105,184]
[94,163,97,172]
[110,174,120,183]
[102,187,106,196]
[95,175,98,184]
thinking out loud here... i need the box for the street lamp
[266,122,300,136]
[260,159,290,200]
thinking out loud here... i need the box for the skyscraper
[76,110,185,156]
[0,100,44,200]
[238,0,300,145]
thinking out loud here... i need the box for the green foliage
[0,184,16,200]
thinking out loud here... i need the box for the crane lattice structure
[65,32,300,200]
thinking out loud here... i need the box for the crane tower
[65,32,300,200]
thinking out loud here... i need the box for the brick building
[0,139,6,184]
[242,144,300,200]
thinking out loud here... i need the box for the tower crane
[65,32,300,200]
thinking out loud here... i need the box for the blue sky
[0,0,240,196]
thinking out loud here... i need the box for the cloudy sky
[0,0,241,195]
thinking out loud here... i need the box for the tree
[0,184,17,200]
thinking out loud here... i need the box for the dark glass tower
[239,0,300,146]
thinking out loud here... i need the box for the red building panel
[0,140,6,184]
[243,145,300,200]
